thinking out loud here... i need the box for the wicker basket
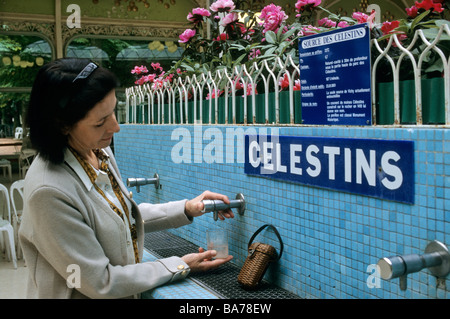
[237,224,283,289]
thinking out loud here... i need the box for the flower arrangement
[375,0,450,81]
[131,0,449,94]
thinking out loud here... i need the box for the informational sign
[244,134,414,204]
[299,23,372,125]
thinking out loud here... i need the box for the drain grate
[144,231,300,299]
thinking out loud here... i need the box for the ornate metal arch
[1,12,187,56]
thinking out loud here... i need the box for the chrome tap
[202,193,245,221]
[377,240,450,290]
[126,173,160,193]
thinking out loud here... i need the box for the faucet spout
[202,193,245,221]
[377,240,450,290]
[126,173,160,192]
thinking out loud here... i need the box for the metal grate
[144,231,300,299]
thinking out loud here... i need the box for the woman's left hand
[185,190,234,220]
[182,247,233,272]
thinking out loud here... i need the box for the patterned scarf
[69,147,139,263]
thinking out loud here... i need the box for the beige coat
[19,147,192,298]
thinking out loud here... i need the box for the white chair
[14,127,23,139]
[0,183,17,269]
[0,159,12,181]
[10,179,24,260]
[18,149,36,178]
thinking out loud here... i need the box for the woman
[19,58,234,299]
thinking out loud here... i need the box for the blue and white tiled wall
[114,124,450,299]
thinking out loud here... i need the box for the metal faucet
[377,240,450,290]
[126,173,160,193]
[202,193,245,221]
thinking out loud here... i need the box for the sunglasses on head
[72,62,98,83]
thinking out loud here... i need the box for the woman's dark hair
[26,58,119,164]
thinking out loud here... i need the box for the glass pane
[0,35,53,87]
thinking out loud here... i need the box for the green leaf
[340,17,356,23]
[280,27,298,42]
[421,28,450,41]
[411,10,431,31]
[263,46,277,56]
[233,53,247,66]
[265,31,277,44]
[424,58,443,73]
[182,64,195,72]
[435,19,450,28]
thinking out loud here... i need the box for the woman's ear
[61,125,70,135]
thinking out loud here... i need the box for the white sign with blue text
[299,23,372,125]
[244,135,414,204]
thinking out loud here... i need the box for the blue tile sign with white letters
[244,135,415,204]
[299,23,372,125]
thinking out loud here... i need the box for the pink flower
[234,79,243,91]
[206,89,223,100]
[381,20,400,35]
[295,0,321,12]
[249,49,261,60]
[381,20,407,44]
[134,74,156,85]
[151,62,163,74]
[367,10,377,29]
[318,17,336,28]
[245,83,257,96]
[259,4,288,34]
[278,74,301,91]
[279,73,290,90]
[151,78,165,91]
[234,80,257,96]
[353,9,377,28]
[165,73,174,83]
[300,25,321,36]
[210,0,235,13]
[214,33,229,41]
[135,76,146,85]
[131,65,148,75]
[337,21,350,28]
[187,7,211,23]
[220,12,239,27]
[179,29,196,43]
[352,12,369,23]
[406,6,419,17]
[415,0,444,13]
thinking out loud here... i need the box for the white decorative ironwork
[126,25,450,126]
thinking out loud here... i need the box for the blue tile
[115,125,450,299]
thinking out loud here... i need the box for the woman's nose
[109,114,120,133]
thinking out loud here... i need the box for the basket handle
[247,224,284,260]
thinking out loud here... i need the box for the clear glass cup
[206,229,229,259]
